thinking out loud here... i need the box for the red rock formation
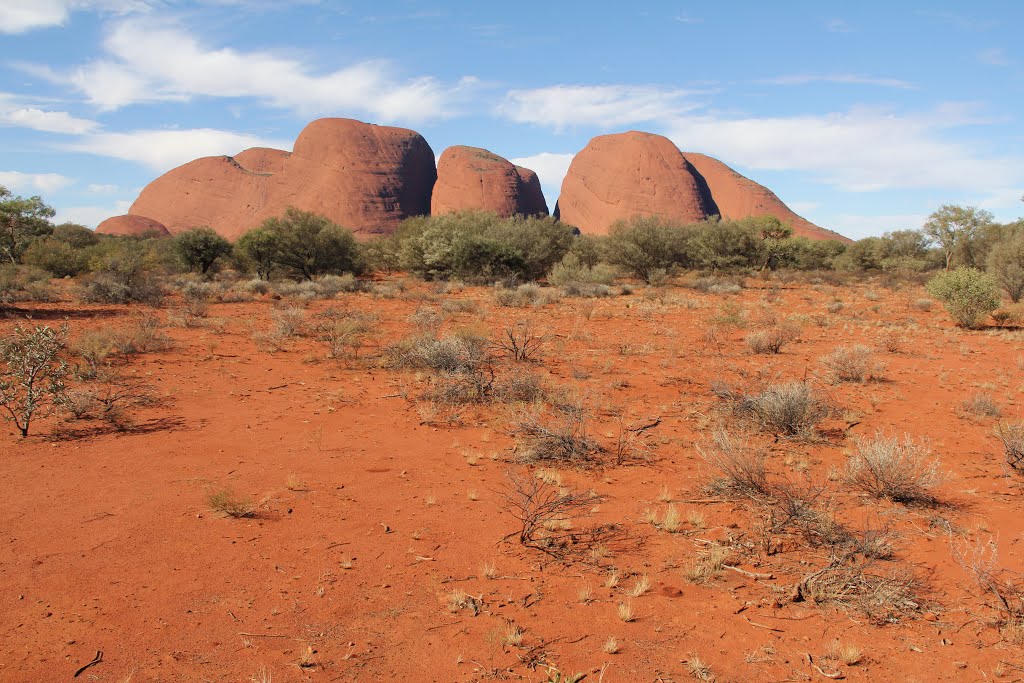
[554,131,712,235]
[233,147,290,175]
[127,118,436,240]
[95,214,171,238]
[431,146,548,217]
[681,152,849,242]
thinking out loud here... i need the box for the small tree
[926,267,1001,329]
[0,185,55,264]
[235,228,280,280]
[0,325,69,437]
[261,208,363,280]
[987,232,1024,303]
[604,215,693,283]
[174,226,232,275]
[923,204,994,271]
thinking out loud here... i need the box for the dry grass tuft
[820,344,886,383]
[844,433,944,505]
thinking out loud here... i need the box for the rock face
[128,118,437,240]
[431,146,548,218]
[555,131,846,241]
[95,214,171,238]
[554,131,713,235]
[681,153,848,241]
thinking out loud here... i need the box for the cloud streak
[49,18,474,122]
[0,170,75,194]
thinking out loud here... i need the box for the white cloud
[87,183,118,193]
[0,171,75,194]
[787,201,820,215]
[499,85,701,132]
[0,0,146,34]
[0,107,99,134]
[56,18,472,121]
[756,74,915,89]
[65,127,291,171]
[509,152,574,206]
[54,199,132,228]
[665,105,1020,194]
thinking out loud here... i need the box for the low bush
[844,433,943,505]
[819,344,886,383]
[925,267,1001,329]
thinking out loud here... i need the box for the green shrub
[22,237,92,277]
[987,232,1024,303]
[259,207,363,280]
[603,215,693,283]
[925,267,1001,329]
[0,264,54,304]
[175,226,232,275]
[78,241,164,305]
[51,223,100,249]
[234,228,280,280]
[0,324,69,437]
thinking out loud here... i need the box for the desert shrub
[174,226,232,275]
[494,283,543,307]
[987,232,1024,303]
[61,370,158,430]
[260,207,364,280]
[493,367,547,403]
[312,307,375,358]
[494,320,545,362]
[603,215,694,283]
[548,252,617,289]
[912,298,933,311]
[718,380,831,438]
[691,218,763,271]
[406,306,443,335]
[386,330,488,374]
[819,344,885,383]
[0,264,54,303]
[22,237,91,277]
[51,222,99,249]
[314,273,363,297]
[116,314,173,355]
[207,488,256,518]
[235,228,280,280]
[362,234,401,275]
[500,470,616,560]
[957,392,1001,419]
[999,423,1024,474]
[925,267,1001,329]
[395,212,572,282]
[697,428,770,498]
[790,238,847,270]
[0,324,69,437]
[78,242,164,305]
[511,404,602,466]
[72,329,119,379]
[745,324,799,354]
[844,433,943,505]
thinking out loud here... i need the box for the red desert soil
[2,276,1023,682]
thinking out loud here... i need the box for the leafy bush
[987,231,1024,303]
[259,207,364,280]
[22,238,91,277]
[925,267,1001,329]
[175,226,232,275]
[78,241,164,305]
[0,324,69,437]
[235,228,280,280]
[0,264,54,304]
[603,215,693,283]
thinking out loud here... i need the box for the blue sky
[1,1,1021,239]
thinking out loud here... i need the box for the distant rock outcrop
[95,214,170,238]
[107,118,847,243]
[553,131,713,235]
[431,146,548,218]
[554,130,846,241]
[127,118,437,240]
[681,152,847,241]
